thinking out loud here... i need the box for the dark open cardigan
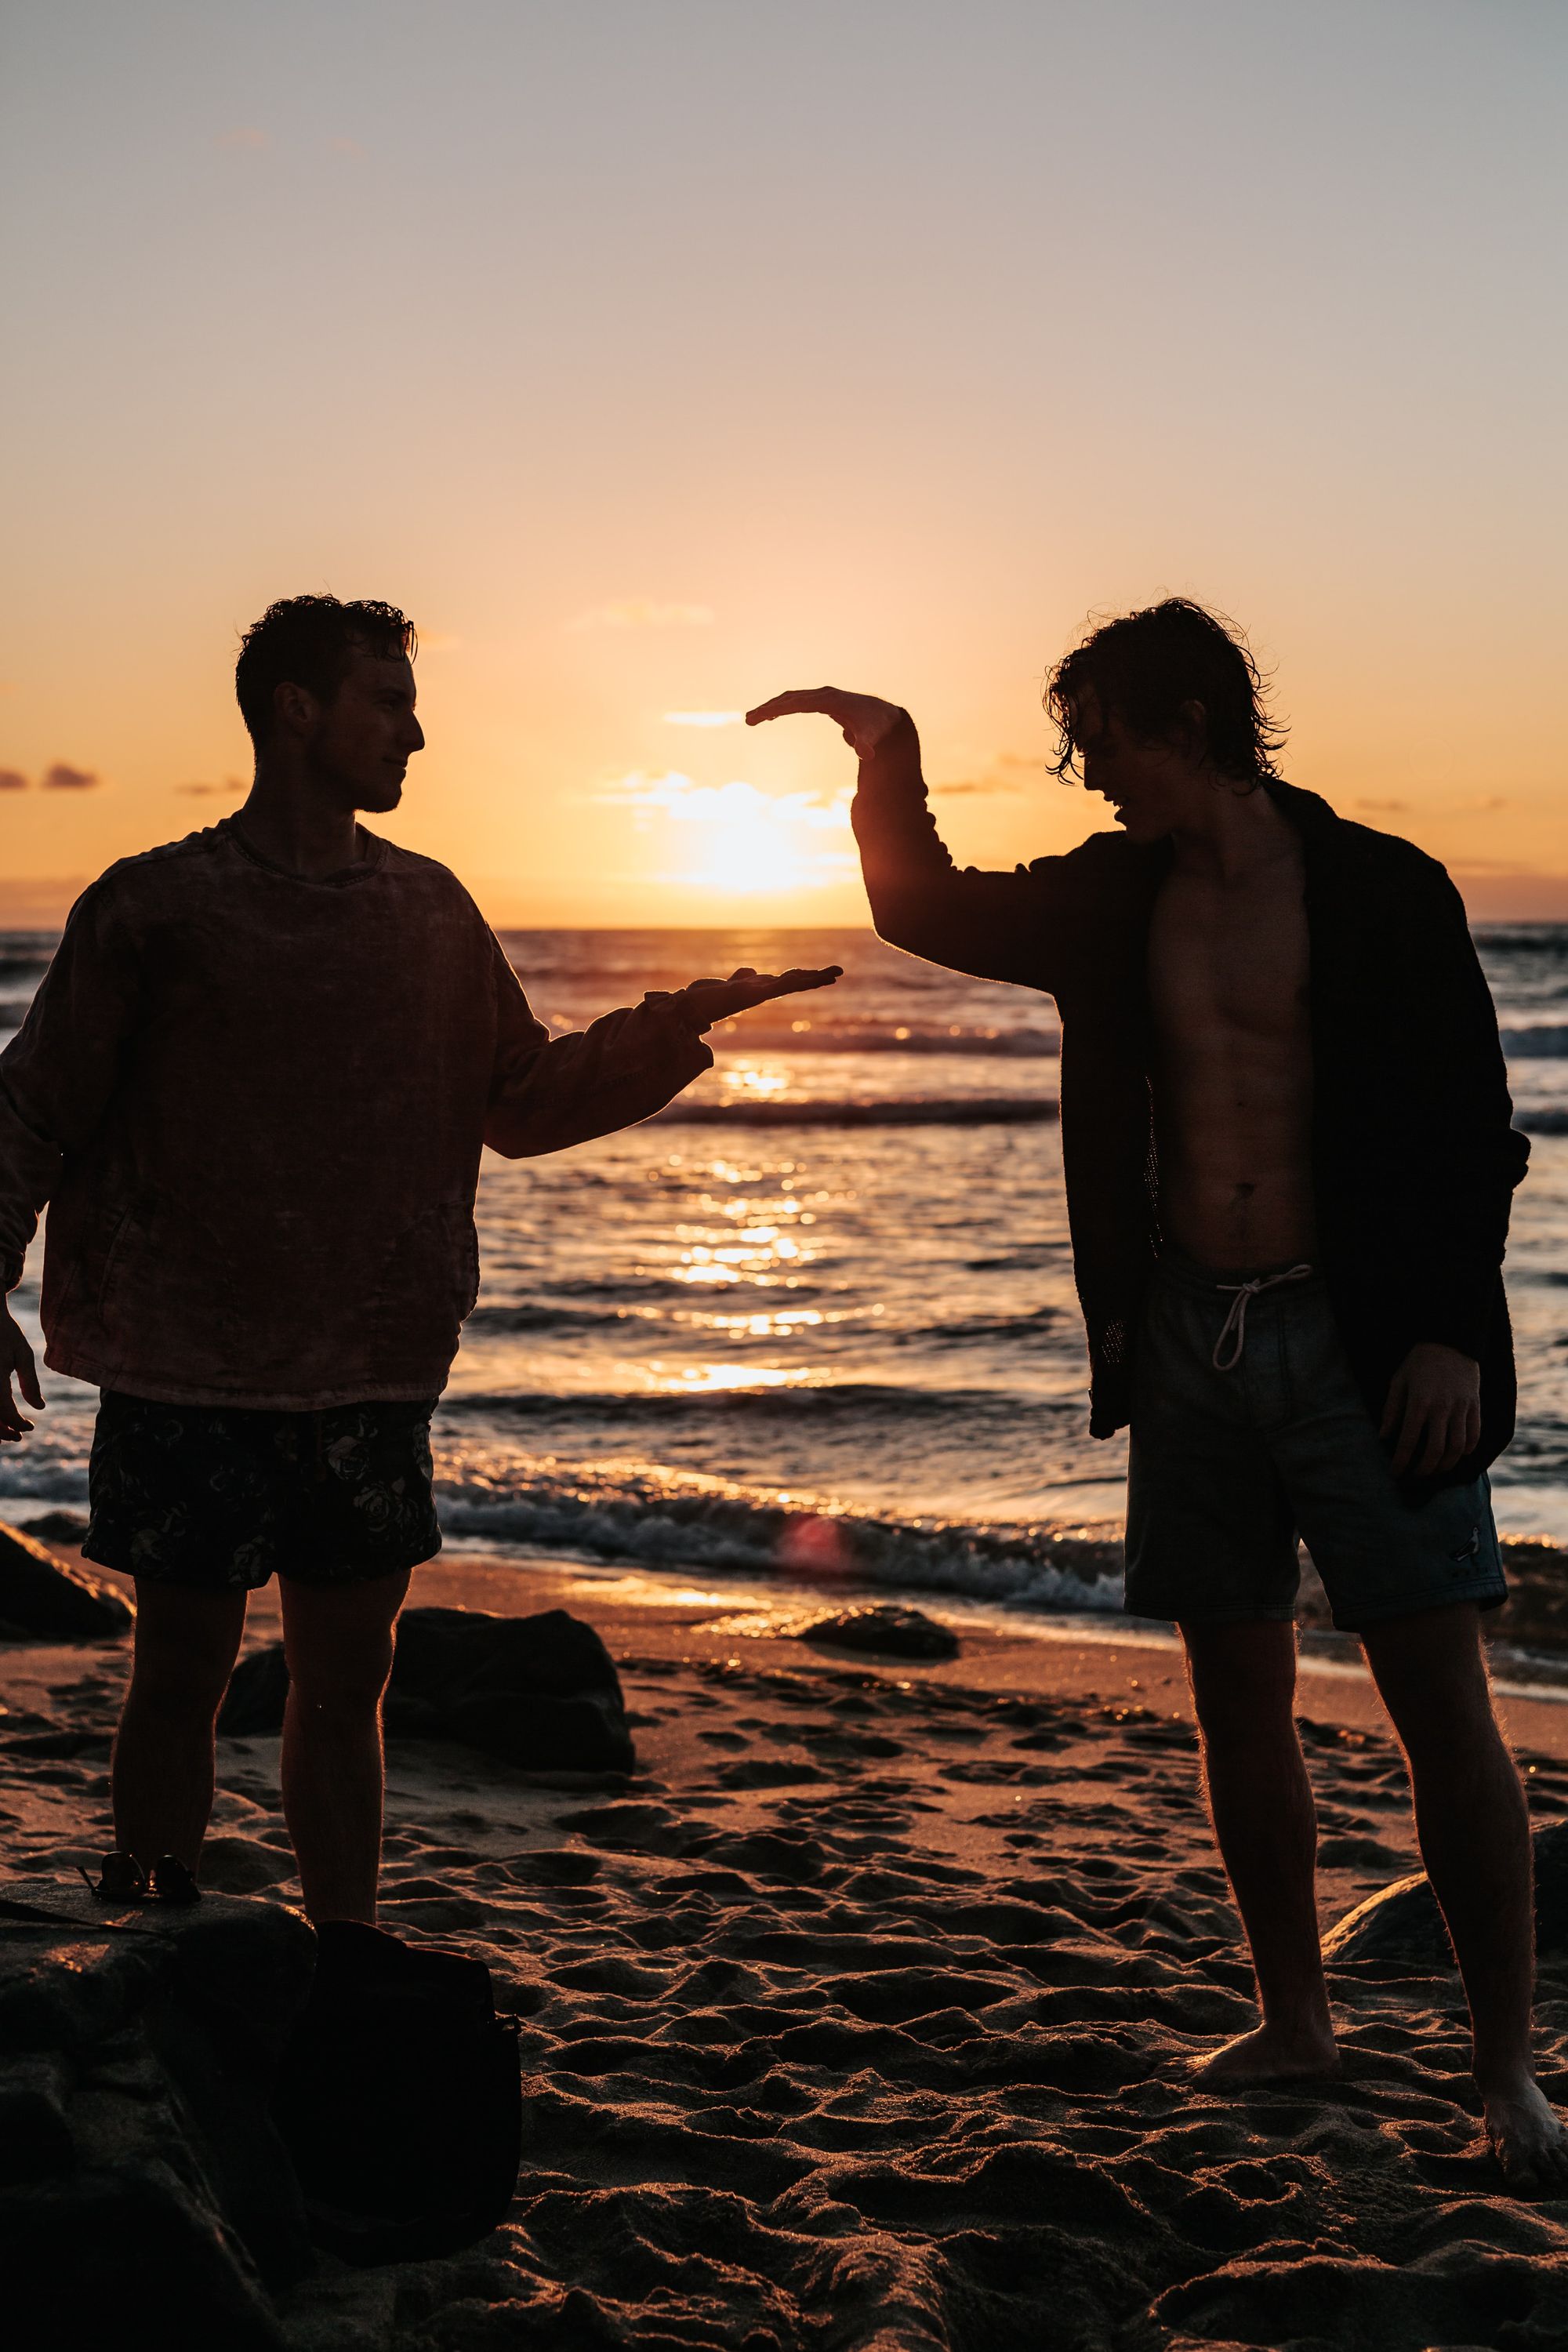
[853,716,1529,1499]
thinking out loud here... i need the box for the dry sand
[7,1548,1568,2349]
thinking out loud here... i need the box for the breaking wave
[435,1454,1125,1616]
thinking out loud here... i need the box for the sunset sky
[2,1,1564,925]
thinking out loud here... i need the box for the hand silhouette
[657,966,842,1033]
[746,688,906,757]
[0,1302,43,1443]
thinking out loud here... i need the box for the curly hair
[1044,598,1287,789]
[235,595,417,746]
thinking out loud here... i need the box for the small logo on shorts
[1448,1528,1481,1571]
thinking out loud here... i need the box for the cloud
[568,601,715,631]
[176,778,245,798]
[42,761,100,790]
[1356,797,1409,813]
[663,711,742,728]
[0,770,26,792]
[328,136,364,158]
[931,753,1035,797]
[216,127,269,151]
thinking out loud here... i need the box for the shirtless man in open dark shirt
[750,597,1568,2193]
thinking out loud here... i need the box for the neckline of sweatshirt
[221,815,389,890]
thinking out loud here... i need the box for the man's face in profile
[308,649,425,814]
[1073,689,1190,844]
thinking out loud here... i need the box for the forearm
[0,1074,63,1290]
[852,715,1069,987]
[0,878,142,1285]
[485,996,713,1158]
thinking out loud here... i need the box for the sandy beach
[5,1548,1568,2348]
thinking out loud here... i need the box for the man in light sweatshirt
[0,593,836,1922]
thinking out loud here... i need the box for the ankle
[1475,2058,1538,2101]
[1255,1998,1336,2046]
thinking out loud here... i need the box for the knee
[1189,1671,1301,1763]
[286,1643,395,1724]
[125,1659,230,1728]
[1188,1662,1295,1743]
[1399,1698,1517,1786]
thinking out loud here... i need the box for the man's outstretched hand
[1,1303,43,1443]
[659,966,842,1033]
[746,689,907,759]
[1381,1341,1482,1477]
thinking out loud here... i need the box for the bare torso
[1149,818,1316,1271]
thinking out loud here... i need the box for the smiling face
[289,647,425,814]
[1071,686,1212,843]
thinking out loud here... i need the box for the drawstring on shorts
[1211,1264,1314,1371]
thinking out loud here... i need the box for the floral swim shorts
[82,1390,442,1590]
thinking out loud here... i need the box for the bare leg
[278,1567,411,1926]
[1181,1617,1339,2084]
[1361,1602,1568,2194]
[111,1582,249,1871]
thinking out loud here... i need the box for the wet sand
[6,1548,1568,2348]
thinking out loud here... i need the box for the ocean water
[4,920,1568,1614]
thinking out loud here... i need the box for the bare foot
[1483,2078,1568,2197]
[1192,2020,1341,2087]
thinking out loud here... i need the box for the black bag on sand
[270,1918,521,2266]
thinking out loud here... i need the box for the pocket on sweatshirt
[96,1200,147,1316]
[369,1203,481,1356]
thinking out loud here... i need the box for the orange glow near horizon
[2,5,1565,928]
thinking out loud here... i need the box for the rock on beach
[0,1522,132,1640]
[0,1882,314,2348]
[219,1604,635,1774]
[1323,1817,1568,1968]
[797,1602,960,1659]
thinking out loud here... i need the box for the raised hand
[1,1302,44,1443]
[657,965,842,1033]
[746,688,907,758]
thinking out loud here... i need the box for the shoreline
[16,1534,1568,1758]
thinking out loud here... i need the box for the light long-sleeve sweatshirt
[0,819,712,1408]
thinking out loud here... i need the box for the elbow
[482,1112,553,1160]
[860,876,920,945]
[866,892,946,962]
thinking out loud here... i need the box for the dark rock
[1323,1818,1568,1969]
[4,2169,292,2350]
[0,1882,315,2343]
[219,1605,635,1773]
[0,1520,132,1639]
[220,1640,291,1737]
[797,1603,960,1661]
[23,1508,90,1544]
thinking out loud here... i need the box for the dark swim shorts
[1123,1250,1507,1633]
[82,1391,442,1590]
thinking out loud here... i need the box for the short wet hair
[235,595,417,746]
[1044,597,1286,788]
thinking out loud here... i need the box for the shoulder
[66,826,233,926]
[368,839,495,942]
[1021,827,1163,900]
[372,837,478,900]
[1276,782,1450,887]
